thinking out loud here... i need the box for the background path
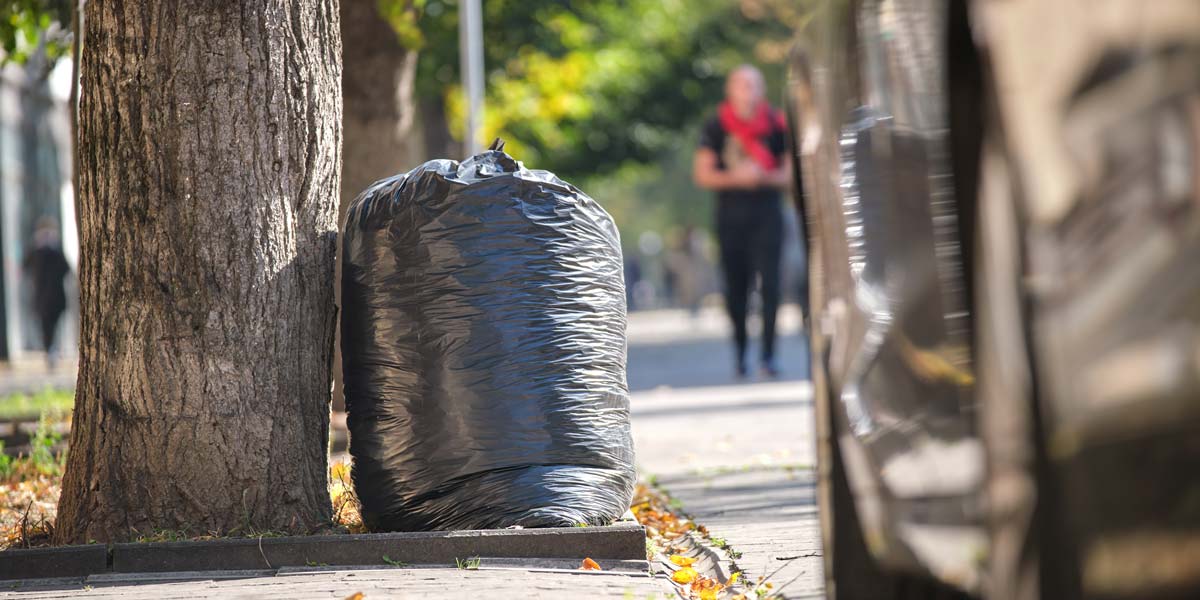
[628,305,824,599]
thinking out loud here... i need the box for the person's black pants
[37,309,63,353]
[717,202,784,365]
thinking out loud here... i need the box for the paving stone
[0,568,671,599]
[659,468,824,598]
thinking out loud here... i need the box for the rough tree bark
[333,0,420,412]
[54,1,342,544]
[340,0,420,200]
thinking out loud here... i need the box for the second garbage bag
[341,145,636,531]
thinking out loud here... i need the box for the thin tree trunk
[340,0,420,201]
[68,0,82,235]
[333,0,420,412]
[55,1,342,544]
[419,94,459,160]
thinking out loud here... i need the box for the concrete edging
[0,544,108,580]
[0,523,647,580]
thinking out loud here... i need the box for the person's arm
[693,147,762,190]
[763,161,791,189]
[763,121,792,190]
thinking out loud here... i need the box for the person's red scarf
[718,101,787,171]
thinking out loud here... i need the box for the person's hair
[728,64,764,81]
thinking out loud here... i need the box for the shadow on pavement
[658,468,818,518]
[626,333,810,392]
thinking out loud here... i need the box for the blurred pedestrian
[22,217,71,369]
[693,64,789,378]
[665,225,707,315]
[624,254,642,310]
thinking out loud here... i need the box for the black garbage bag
[340,144,636,531]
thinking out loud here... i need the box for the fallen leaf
[669,554,697,567]
[580,557,601,571]
[671,566,698,584]
[691,577,722,592]
[344,593,364,600]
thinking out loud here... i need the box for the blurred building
[0,58,78,363]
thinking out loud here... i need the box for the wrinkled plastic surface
[340,149,635,532]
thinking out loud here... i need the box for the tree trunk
[55,1,342,544]
[419,94,460,160]
[340,0,420,201]
[333,0,420,412]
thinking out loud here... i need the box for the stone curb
[0,523,646,581]
[0,544,107,580]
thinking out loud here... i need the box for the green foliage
[0,441,13,480]
[0,388,73,420]
[134,528,193,543]
[0,0,71,65]
[455,556,481,570]
[381,555,408,567]
[579,137,712,252]
[412,0,802,180]
[29,415,63,476]
[377,0,425,49]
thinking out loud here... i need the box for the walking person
[693,64,790,378]
[22,217,71,369]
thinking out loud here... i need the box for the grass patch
[0,418,67,548]
[3,453,367,549]
[0,389,73,421]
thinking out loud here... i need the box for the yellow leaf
[698,589,720,600]
[671,566,698,584]
[580,557,601,571]
[669,554,697,567]
[344,593,364,600]
[729,571,741,585]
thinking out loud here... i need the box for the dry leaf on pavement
[669,554,697,567]
[671,566,699,584]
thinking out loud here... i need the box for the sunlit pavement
[629,304,824,598]
[1,306,823,599]
[0,357,76,397]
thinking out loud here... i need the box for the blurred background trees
[2,0,807,241]
[0,0,811,361]
[404,0,803,246]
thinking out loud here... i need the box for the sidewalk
[628,306,823,598]
[0,356,76,397]
[1,306,822,599]
[4,565,667,599]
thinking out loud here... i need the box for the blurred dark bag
[340,144,635,531]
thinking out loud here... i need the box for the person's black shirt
[698,115,788,213]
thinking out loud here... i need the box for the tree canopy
[407,0,801,180]
[0,0,70,66]
[5,0,805,181]
[4,0,812,248]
